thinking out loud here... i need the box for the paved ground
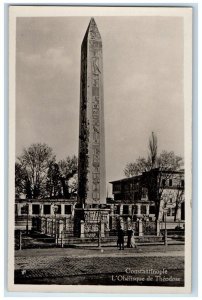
[15,245,184,286]
[15,244,184,257]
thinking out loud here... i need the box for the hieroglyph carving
[78,18,106,205]
[90,40,102,202]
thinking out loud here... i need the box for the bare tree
[148,131,158,168]
[15,162,31,198]
[157,151,183,172]
[58,155,78,198]
[124,131,157,177]
[123,132,184,219]
[46,162,61,199]
[124,157,150,177]
[16,143,55,199]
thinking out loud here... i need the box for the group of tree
[124,132,184,220]
[15,143,78,199]
[16,133,184,220]
[124,132,183,177]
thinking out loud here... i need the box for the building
[15,198,77,231]
[110,168,185,222]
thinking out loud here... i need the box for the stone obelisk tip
[82,17,101,45]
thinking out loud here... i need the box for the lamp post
[163,207,168,251]
[52,204,58,244]
[26,203,29,235]
[98,218,101,248]
[98,210,102,248]
[22,203,29,235]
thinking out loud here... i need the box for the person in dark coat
[117,226,124,250]
[127,226,133,248]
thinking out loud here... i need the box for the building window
[167,208,175,217]
[141,205,146,214]
[123,205,129,214]
[169,179,172,187]
[162,179,166,187]
[109,216,113,229]
[133,192,139,201]
[65,205,72,215]
[32,204,40,215]
[123,183,129,192]
[167,208,171,217]
[181,202,185,220]
[116,205,120,214]
[133,205,138,214]
[15,204,17,215]
[141,188,147,199]
[43,205,51,215]
[149,205,156,214]
[169,198,172,203]
[167,208,171,216]
[113,184,121,192]
[57,205,61,214]
[21,205,28,215]
[181,180,184,187]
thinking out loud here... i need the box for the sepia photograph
[8,6,192,294]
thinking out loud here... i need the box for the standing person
[131,229,137,248]
[127,226,133,248]
[117,226,124,250]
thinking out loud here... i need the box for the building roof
[109,175,142,184]
[15,198,77,203]
[110,168,184,184]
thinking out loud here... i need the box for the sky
[16,16,184,194]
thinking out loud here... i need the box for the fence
[15,229,61,250]
[142,221,157,235]
[159,221,185,242]
[15,217,185,249]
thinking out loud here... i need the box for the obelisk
[78,18,106,207]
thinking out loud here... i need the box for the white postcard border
[8,5,192,294]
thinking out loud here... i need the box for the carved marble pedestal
[74,207,110,238]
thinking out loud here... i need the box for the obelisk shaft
[78,18,106,206]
